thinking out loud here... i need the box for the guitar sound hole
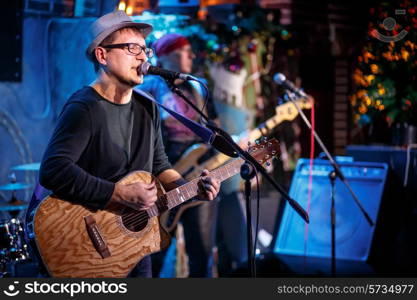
[121,208,148,232]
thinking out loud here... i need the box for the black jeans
[152,140,218,277]
[128,256,152,278]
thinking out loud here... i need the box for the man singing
[38,10,220,277]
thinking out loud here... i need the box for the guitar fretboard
[147,158,243,218]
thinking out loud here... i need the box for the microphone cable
[304,97,315,269]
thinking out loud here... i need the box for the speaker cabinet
[274,158,388,262]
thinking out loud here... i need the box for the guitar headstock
[275,98,313,122]
[248,138,280,165]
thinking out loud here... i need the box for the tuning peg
[255,139,260,145]
[262,136,268,142]
[265,161,271,167]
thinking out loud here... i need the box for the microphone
[273,73,307,98]
[140,62,194,81]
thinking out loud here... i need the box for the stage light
[118,1,126,11]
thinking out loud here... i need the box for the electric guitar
[164,98,312,232]
[32,139,279,278]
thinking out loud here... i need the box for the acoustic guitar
[32,139,279,277]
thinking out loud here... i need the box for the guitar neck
[147,158,243,218]
[247,114,282,142]
[199,114,282,171]
[201,100,308,170]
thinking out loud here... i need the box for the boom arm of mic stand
[285,92,374,226]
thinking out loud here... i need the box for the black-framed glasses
[101,43,154,58]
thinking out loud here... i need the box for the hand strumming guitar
[109,181,158,211]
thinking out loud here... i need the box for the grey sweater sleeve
[39,102,114,210]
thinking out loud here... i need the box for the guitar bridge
[84,215,111,259]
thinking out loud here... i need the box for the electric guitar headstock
[275,97,313,122]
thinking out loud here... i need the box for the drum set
[0,162,39,277]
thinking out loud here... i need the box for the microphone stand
[284,92,374,226]
[165,78,310,277]
[240,163,257,277]
[284,91,374,276]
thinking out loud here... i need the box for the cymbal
[0,183,32,191]
[0,204,27,212]
[11,163,40,171]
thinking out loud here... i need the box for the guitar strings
[110,181,206,228]
[119,195,184,227]
[112,149,269,229]
[119,212,143,225]
[111,194,183,228]
[118,171,227,228]
[109,212,148,228]
[110,164,238,228]
[118,185,202,228]
[120,191,180,224]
